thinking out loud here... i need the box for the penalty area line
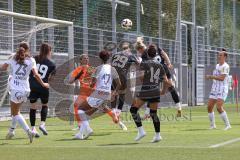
[5,145,208,149]
[209,138,240,148]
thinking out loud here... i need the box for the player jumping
[111,42,140,131]
[130,44,168,142]
[135,38,182,117]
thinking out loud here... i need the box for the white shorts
[9,89,29,104]
[87,97,106,108]
[209,90,228,101]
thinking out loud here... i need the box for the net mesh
[0,13,73,118]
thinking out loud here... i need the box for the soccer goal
[0,10,74,118]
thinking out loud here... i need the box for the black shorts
[140,97,160,103]
[29,89,49,104]
[162,64,172,79]
[111,76,127,91]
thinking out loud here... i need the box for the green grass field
[0,105,240,160]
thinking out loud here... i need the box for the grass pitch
[0,105,240,160]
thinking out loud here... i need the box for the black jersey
[137,59,166,99]
[142,47,165,64]
[29,56,56,91]
[141,49,149,62]
[111,50,138,90]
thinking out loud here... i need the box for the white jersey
[94,64,119,95]
[87,64,119,108]
[5,57,37,92]
[209,62,230,101]
[211,62,230,91]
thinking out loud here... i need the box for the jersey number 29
[112,55,128,68]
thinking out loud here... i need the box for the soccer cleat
[74,132,84,140]
[27,130,34,143]
[39,125,48,135]
[83,127,93,140]
[72,126,80,131]
[224,125,231,131]
[135,131,146,141]
[118,121,128,131]
[32,128,40,138]
[151,135,162,143]
[176,110,182,117]
[209,125,217,130]
[6,129,15,140]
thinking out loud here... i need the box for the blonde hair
[135,37,146,50]
[79,54,89,65]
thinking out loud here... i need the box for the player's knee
[168,86,175,92]
[130,106,138,114]
[30,99,37,104]
[216,107,224,113]
[42,105,48,109]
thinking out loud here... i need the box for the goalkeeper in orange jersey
[69,54,96,128]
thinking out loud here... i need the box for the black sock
[150,109,160,133]
[41,105,48,122]
[30,109,36,127]
[130,107,142,127]
[117,94,125,111]
[168,86,180,103]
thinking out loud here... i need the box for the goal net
[0,10,74,119]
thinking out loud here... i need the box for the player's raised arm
[69,68,84,84]
[159,48,173,69]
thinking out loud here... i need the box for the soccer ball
[153,55,162,64]
[121,19,132,29]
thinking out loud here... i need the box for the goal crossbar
[0,10,73,26]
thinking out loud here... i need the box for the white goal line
[0,10,73,26]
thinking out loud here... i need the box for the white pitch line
[209,138,240,148]
[1,144,208,149]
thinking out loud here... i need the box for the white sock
[144,107,150,115]
[208,112,216,127]
[155,132,160,137]
[176,103,182,110]
[78,110,90,131]
[40,121,45,126]
[137,126,145,134]
[15,114,30,132]
[220,111,231,127]
[10,115,18,130]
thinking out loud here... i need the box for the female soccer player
[69,54,95,129]
[74,50,121,140]
[0,43,49,143]
[135,38,182,117]
[130,45,168,143]
[29,43,56,137]
[206,49,231,130]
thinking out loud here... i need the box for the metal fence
[1,0,240,109]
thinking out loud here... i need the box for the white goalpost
[0,10,74,117]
